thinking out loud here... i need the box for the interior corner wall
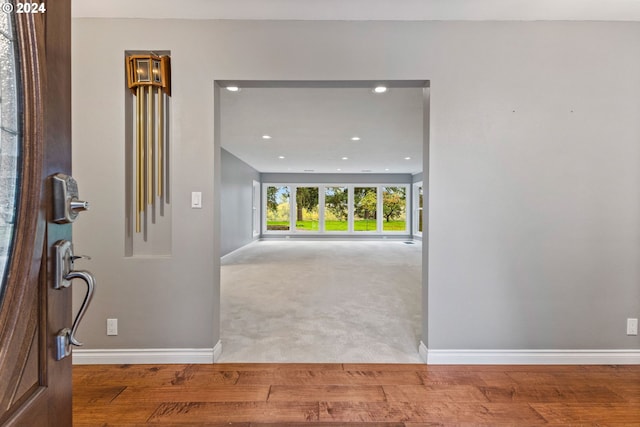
[72,18,640,354]
[221,148,260,256]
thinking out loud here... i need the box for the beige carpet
[219,240,422,363]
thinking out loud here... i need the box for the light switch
[191,191,202,208]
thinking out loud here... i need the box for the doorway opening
[215,80,430,363]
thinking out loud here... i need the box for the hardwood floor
[73,363,640,426]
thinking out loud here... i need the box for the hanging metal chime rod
[126,53,171,233]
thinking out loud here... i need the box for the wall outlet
[627,318,638,336]
[107,318,118,336]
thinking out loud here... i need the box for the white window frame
[353,185,379,233]
[252,180,260,237]
[413,181,423,237]
[263,183,411,235]
[323,185,350,233]
[293,185,321,233]
[262,184,292,234]
[381,185,410,234]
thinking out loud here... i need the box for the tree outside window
[354,187,377,231]
[324,187,348,231]
[382,186,406,231]
[266,186,290,230]
[295,187,319,231]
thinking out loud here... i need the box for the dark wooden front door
[0,0,75,425]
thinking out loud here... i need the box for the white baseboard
[418,341,428,363]
[72,347,216,365]
[423,347,640,365]
[221,239,259,261]
[213,340,222,362]
[73,343,639,365]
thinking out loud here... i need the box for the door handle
[64,270,95,346]
[56,270,95,359]
[53,240,96,360]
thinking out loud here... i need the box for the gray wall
[72,18,640,352]
[221,149,260,256]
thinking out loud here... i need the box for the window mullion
[319,185,325,233]
[378,185,383,233]
[290,186,296,232]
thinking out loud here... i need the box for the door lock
[52,173,89,223]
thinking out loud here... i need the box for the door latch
[53,240,96,360]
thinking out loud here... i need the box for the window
[264,183,411,234]
[252,180,260,236]
[418,186,423,233]
[295,187,319,231]
[354,187,377,232]
[413,182,423,236]
[0,15,19,289]
[382,186,407,232]
[266,185,290,231]
[324,186,348,231]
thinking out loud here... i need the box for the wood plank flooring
[73,364,640,426]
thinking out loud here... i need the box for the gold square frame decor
[126,54,171,95]
[125,53,171,233]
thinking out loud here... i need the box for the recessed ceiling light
[404,156,411,160]
[385,168,390,171]
[262,135,272,140]
[226,86,240,92]
[373,85,388,94]
[341,156,348,160]
[351,136,360,141]
[336,168,342,171]
[278,156,285,159]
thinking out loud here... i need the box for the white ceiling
[220,86,424,174]
[72,0,640,21]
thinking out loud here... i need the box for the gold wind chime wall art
[126,53,171,234]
